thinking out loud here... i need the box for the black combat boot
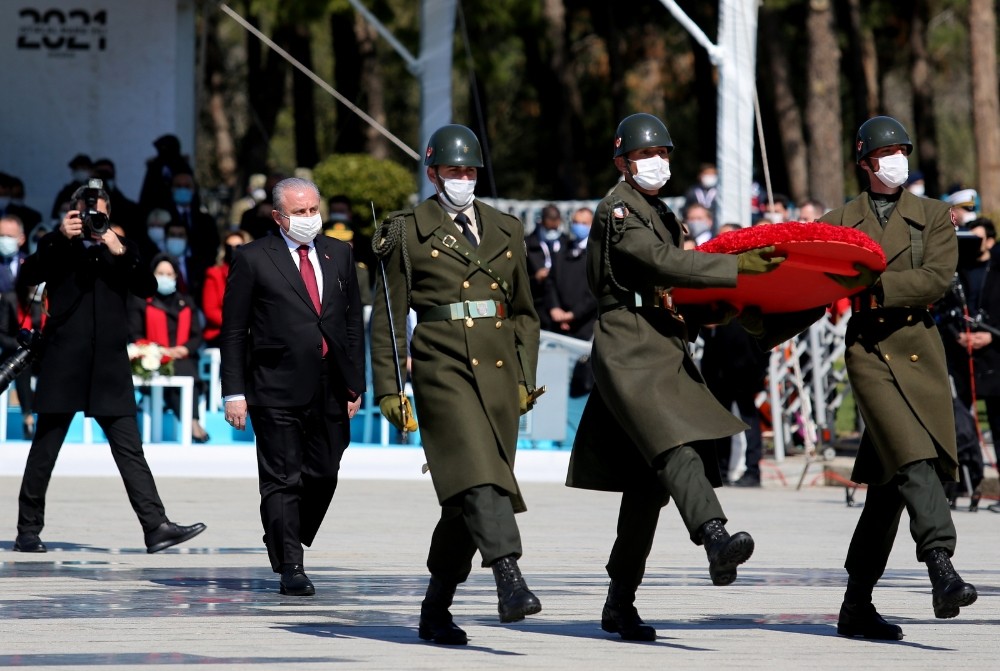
[601,580,656,641]
[837,579,903,640]
[698,519,754,586]
[491,555,542,623]
[418,576,468,645]
[924,548,977,619]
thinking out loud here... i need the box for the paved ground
[0,467,997,670]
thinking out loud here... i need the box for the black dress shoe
[837,601,903,640]
[279,564,315,596]
[144,521,207,553]
[13,531,47,553]
[418,577,468,645]
[731,473,761,488]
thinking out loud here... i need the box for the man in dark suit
[525,204,569,332]
[221,177,365,596]
[13,180,206,554]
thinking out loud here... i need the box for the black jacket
[220,232,365,409]
[18,232,155,415]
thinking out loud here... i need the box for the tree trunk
[358,12,388,160]
[760,9,808,204]
[204,10,237,189]
[330,9,363,154]
[970,0,1000,214]
[542,0,583,198]
[239,11,291,178]
[290,24,318,169]
[909,0,940,197]
[805,0,844,208]
[840,0,879,125]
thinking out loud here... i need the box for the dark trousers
[17,413,168,534]
[249,384,347,572]
[845,459,957,587]
[713,393,763,478]
[607,444,726,587]
[426,484,522,584]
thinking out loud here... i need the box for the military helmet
[613,113,674,158]
[855,116,912,162]
[424,124,484,168]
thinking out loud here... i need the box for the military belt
[418,300,508,323]
[598,288,679,317]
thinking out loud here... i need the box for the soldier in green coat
[818,116,977,640]
[370,125,542,646]
[566,113,784,641]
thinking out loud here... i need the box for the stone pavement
[0,472,997,670]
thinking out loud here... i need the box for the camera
[79,178,110,237]
[0,328,41,395]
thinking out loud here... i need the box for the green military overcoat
[370,198,540,511]
[567,181,747,493]
[820,190,958,484]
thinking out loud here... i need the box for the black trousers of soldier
[845,459,957,586]
[607,444,726,588]
[427,484,522,584]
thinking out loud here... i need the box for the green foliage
[312,153,416,229]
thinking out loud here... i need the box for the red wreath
[671,222,887,313]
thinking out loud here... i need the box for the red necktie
[297,245,327,357]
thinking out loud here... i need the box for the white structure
[0,1,196,218]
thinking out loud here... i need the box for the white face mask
[908,183,925,197]
[440,178,477,209]
[873,153,908,189]
[959,210,978,225]
[0,235,20,258]
[631,156,671,191]
[286,213,323,244]
[155,275,177,295]
[700,174,718,189]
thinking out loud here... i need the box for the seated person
[202,230,252,347]
[128,253,209,443]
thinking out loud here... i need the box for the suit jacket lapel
[264,233,316,314]
[316,237,340,317]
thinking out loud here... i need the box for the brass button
[506,251,513,259]
[431,249,439,258]
[465,317,474,328]
[495,320,502,328]
[877,316,885,323]
[906,314,913,322]
[472,358,479,366]
[463,280,470,289]
[910,354,919,362]
[496,360,503,368]
[884,353,891,361]
[491,282,499,290]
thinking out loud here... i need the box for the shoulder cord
[604,198,656,293]
[372,215,413,305]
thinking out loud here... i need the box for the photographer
[11,180,205,553]
[937,218,1000,510]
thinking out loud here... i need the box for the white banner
[0,0,194,223]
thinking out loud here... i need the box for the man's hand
[826,263,880,290]
[99,228,126,255]
[738,306,766,337]
[379,394,418,432]
[703,302,739,326]
[519,384,535,415]
[59,210,84,239]
[736,246,785,275]
[347,397,361,419]
[225,398,248,431]
[534,267,550,282]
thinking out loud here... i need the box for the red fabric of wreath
[671,222,887,313]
